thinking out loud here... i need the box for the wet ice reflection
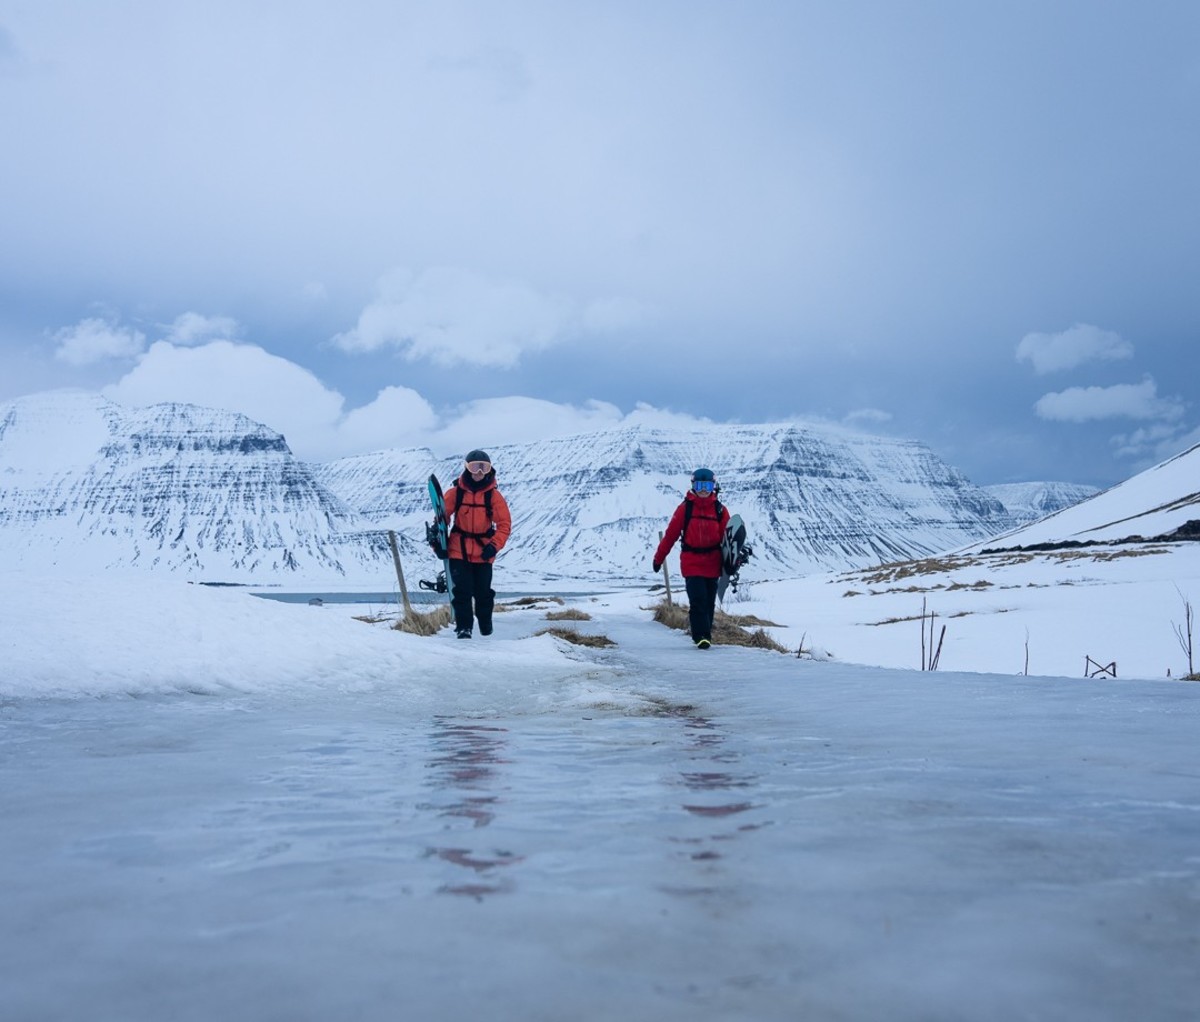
[420,717,523,899]
[668,712,767,880]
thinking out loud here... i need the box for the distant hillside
[965,443,1200,551]
[984,481,1099,525]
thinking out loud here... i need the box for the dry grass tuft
[711,618,789,652]
[744,628,790,652]
[545,608,592,621]
[534,626,616,648]
[497,595,565,613]
[719,610,782,628]
[652,600,691,631]
[392,605,453,636]
[649,599,788,653]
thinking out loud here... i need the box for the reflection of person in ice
[425,719,523,897]
[679,714,757,820]
[427,719,508,827]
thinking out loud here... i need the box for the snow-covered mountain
[314,422,1018,580]
[983,481,1099,525]
[2,390,1025,583]
[963,442,1200,551]
[0,391,394,579]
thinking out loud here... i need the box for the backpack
[680,497,725,553]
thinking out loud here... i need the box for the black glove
[652,560,662,573]
[481,542,497,561]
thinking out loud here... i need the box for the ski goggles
[692,480,717,494]
[465,460,492,473]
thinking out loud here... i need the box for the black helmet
[691,467,717,495]
[464,450,492,476]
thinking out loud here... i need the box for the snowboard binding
[419,571,449,594]
[725,543,753,594]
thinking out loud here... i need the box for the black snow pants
[684,575,719,644]
[449,559,495,636]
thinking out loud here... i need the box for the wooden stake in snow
[387,530,414,619]
[658,531,673,607]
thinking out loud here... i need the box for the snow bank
[0,573,632,712]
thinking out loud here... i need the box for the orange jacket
[443,473,512,563]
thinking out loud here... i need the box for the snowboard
[425,474,455,604]
[718,513,752,603]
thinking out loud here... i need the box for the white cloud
[96,338,662,462]
[161,312,240,346]
[1109,422,1188,461]
[1034,377,1185,423]
[434,396,625,454]
[622,403,714,431]
[52,317,146,366]
[104,341,345,456]
[844,408,893,426]
[335,386,439,455]
[579,296,647,333]
[332,266,641,369]
[1016,323,1133,375]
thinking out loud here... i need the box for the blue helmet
[691,468,715,482]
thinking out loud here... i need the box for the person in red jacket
[652,468,730,649]
[443,449,512,639]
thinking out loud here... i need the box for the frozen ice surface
[1,575,1198,1021]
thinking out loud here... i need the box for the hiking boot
[479,621,493,636]
[456,629,472,639]
[696,638,711,650]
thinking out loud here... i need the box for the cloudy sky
[2,1,1197,487]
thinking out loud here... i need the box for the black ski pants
[684,575,718,643]
[449,559,495,635]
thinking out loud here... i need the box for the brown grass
[497,595,565,613]
[392,605,453,636]
[534,626,616,648]
[545,608,592,621]
[719,610,783,628]
[650,599,788,653]
[845,545,1170,590]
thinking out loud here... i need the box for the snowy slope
[964,442,1200,550]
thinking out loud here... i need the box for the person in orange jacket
[442,450,512,638]
[652,468,730,649]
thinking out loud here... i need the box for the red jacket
[654,492,730,578]
[443,473,512,563]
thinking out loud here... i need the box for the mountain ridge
[0,389,1109,584]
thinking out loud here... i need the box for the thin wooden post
[658,531,673,607]
[387,530,414,619]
